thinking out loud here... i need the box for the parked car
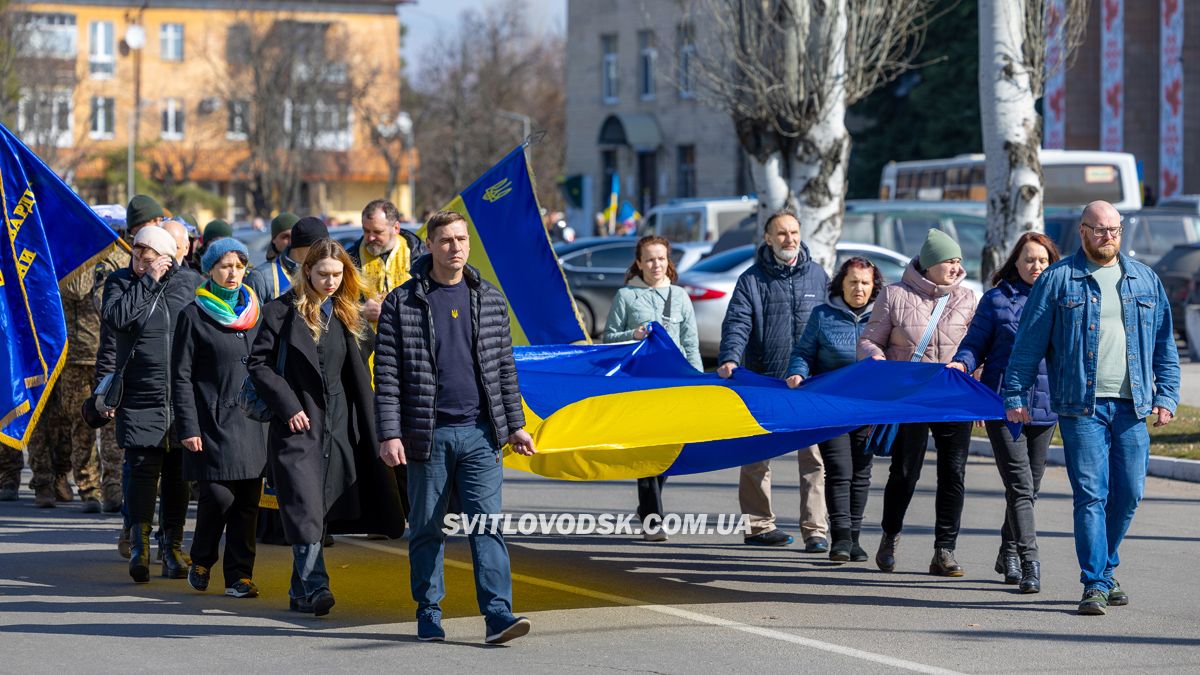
[678,242,915,360]
[555,237,713,337]
[645,196,756,243]
[1048,207,1200,267]
[1153,242,1200,343]
[840,199,988,283]
[1157,194,1200,215]
[232,226,273,268]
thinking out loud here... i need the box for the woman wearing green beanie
[857,228,978,577]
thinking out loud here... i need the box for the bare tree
[689,0,934,269]
[979,0,1088,282]
[203,12,356,216]
[409,0,565,212]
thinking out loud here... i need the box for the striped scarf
[195,282,260,330]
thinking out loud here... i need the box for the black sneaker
[225,578,259,598]
[289,596,313,613]
[311,588,335,616]
[803,537,829,554]
[1078,588,1108,615]
[187,564,210,592]
[744,529,794,547]
[1107,580,1128,606]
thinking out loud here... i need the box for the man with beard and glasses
[717,209,830,551]
[1003,200,1180,616]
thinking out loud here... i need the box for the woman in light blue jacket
[604,235,702,540]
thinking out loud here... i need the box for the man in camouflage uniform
[25,254,113,510]
[0,448,23,501]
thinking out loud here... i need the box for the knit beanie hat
[200,236,250,274]
[271,212,300,237]
[132,224,177,259]
[290,216,329,249]
[204,219,233,244]
[919,228,963,269]
[126,195,164,228]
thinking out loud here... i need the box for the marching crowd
[0,195,1181,643]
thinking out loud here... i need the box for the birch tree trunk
[793,0,849,272]
[749,151,798,230]
[979,0,1044,285]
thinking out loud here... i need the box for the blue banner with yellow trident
[0,123,120,449]
[421,145,588,345]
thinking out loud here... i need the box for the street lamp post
[496,109,531,143]
[123,16,145,202]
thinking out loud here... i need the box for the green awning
[597,113,663,151]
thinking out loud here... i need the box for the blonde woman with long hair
[248,229,404,616]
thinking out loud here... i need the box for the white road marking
[342,537,965,675]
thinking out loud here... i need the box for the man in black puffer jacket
[374,210,535,645]
[718,209,830,550]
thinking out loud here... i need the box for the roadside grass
[971,405,1200,460]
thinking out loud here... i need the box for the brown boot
[53,475,73,502]
[33,487,56,508]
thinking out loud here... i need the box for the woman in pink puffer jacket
[857,229,977,578]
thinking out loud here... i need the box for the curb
[968,437,1200,483]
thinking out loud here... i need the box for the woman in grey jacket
[604,236,702,540]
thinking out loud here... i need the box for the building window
[601,34,618,104]
[20,13,77,58]
[160,23,183,61]
[285,99,352,151]
[677,145,696,198]
[89,21,115,78]
[227,99,249,139]
[17,89,73,148]
[90,96,114,138]
[638,30,656,101]
[226,23,250,65]
[677,23,695,99]
[161,98,184,140]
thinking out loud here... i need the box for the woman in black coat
[101,225,203,583]
[248,235,404,616]
[173,238,269,599]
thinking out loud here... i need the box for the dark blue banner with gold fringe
[0,123,119,449]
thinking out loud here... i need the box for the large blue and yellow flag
[504,325,1005,480]
[0,123,120,449]
[421,145,587,345]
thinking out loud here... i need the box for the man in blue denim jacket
[1002,201,1180,616]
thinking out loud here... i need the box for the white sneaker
[643,530,668,542]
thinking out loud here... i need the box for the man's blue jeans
[408,421,513,620]
[1058,398,1150,592]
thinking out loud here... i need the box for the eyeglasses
[1082,223,1123,239]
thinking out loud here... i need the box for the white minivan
[646,196,756,243]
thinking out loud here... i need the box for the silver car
[678,242,914,361]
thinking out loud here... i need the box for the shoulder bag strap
[910,293,951,363]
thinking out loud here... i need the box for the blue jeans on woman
[290,542,330,601]
[408,421,514,622]
[1058,398,1150,592]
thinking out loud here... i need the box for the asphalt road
[2,454,1199,674]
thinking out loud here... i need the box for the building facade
[9,0,414,222]
[564,0,746,235]
[1049,0,1199,200]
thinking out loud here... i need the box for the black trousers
[190,479,262,587]
[125,446,187,535]
[637,475,667,520]
[819,426,874,534]
[880,421,972,550]
[985,420,1054,562]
